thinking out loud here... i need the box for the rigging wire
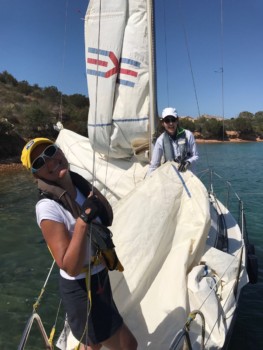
[84,0,112,346]
[176,0,213,170]
[220,0,225,141]
[84,1,104,346]
[162,1,170,107]
[89,0,111,195]
[58,0,70,125]
[178,0,201,119]
[176,0,230,173]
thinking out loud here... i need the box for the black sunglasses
[31,144,58,173]
[163,116,178,123]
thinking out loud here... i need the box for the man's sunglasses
[163,116,178,124]
[31,144,58,173]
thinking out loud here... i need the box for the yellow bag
[89,222,124,272]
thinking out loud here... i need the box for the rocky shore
[0,162,23,173]
[0,137,262,174]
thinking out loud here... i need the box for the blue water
[0,142,262,349]
[197,143,263,349]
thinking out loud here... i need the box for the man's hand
[178,161,190,172]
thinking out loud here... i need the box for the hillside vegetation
[1,70,263,162]
[0,71,89,162]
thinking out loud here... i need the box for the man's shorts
[59,268,123,344]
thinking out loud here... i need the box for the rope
[58,0,69,124]
[161,0,170,106]
[186,310,205,350]
[33,260,56,312]
[88,0,111,196]
[18,260,57,350]
[80,2,112,347]
[178,0,201,118]
[88,3,103,341]
[220,0,225,141]
[48,299,62,346]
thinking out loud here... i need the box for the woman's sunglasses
[31,144,59,173]
[163,116,178,124]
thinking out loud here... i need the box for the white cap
[161,107,178,119]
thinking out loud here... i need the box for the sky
[0,0,262,119]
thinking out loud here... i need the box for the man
[148,107,198,175]
[21,138,137,350]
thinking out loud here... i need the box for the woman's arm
[40,217,89,276]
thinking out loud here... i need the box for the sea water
[197,143,263,349]
[0,142,262,349]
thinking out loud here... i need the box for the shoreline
[0,163,23,173]
[0,139,262,172]
[195,138,263,143]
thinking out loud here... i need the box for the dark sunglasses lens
[164,117,177,123]
[44,145,57,157]
[32,157,45,170]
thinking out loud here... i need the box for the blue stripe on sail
[88,117,148,127]
[117,79,135,87]
[87,69,105,77]
[88,123,112,127]
[88,47,109,57]
[113,117,149,123]
[120,57,140,67]
[172,164,191,198]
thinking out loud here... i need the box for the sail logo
[87,47,139,87]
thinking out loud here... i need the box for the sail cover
[85,0,150,158]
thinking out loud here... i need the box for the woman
[21,137,137,350]
[148,107,199,175]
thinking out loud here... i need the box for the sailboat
[19,0,257,349]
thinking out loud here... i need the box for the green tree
[234,116,256,139]
[238,111,254,120]
[20,105,56,138]
[66,94,89,109]
[195,117,225,140]
[224,118,236,131]
[253,111,263,138]
[0,118,14,135]
[0,70,18,86]
[254,111,263,121]
[43,86,61,102]
[179,118,195,132]
[17,80,33,95]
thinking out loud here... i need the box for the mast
[146,0,158,156]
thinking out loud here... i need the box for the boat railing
[168,169,258,350]
[200,168,258,285]
[18,260,58,350]
[168,242,245,350]
[18,312,53,350]
[199,168,245,233]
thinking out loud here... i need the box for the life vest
[38,171,113,227]
[37,171,123,272]
[163,128,190,162]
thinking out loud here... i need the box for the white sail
[109,163,211,348]
[55,0,249,349]
[85,0,150,159]
[56,129,147,203]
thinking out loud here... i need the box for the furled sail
[85,0,150,159]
